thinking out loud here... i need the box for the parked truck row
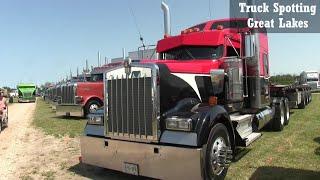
[44,62,123,117]
[43,2,313,179]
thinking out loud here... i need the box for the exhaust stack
[122,48,126,60]
[161,1,171,36]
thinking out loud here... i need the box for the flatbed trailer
[270,84,312,109]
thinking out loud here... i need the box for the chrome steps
[230,114,262,147]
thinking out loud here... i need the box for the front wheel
[84,100,102,116]
[205,123,232,180]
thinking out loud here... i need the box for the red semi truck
[56,62,122,117]
[80,2,311,179]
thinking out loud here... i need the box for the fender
[195,105,236,150]
[83,95,104,107]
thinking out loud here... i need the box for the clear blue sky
[0,0,319,88]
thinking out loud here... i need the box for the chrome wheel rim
[210,137,226,175]
[89,104,99,113]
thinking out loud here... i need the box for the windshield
[89,73,103,82]
[162,46,223,60]
[307,78,319,82]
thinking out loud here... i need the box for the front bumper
[56,104,84,117]
[80,136,203,180]
[18,98,36,103]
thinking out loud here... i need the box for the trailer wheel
[298,94,306,109]
[84,99,102,116]
[309,93,312,102]
[273,101,285,131]
[205,123,231,180]
[284,98,290,125]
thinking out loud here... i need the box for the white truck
[300,71,320,91]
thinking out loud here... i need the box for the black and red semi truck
[79,2,311,179]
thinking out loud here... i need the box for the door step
[230,114,253,139]
[244,132,262,146]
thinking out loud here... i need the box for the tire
[309,94,312,102]
[298,94,306,109]
[4,109,8,128]
[204,123,232,180]
[273,101,285,131]
[84,99,102,116]
[0,118,2,133]
[283,98,290,125]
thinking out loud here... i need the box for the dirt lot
[0,102,141,180]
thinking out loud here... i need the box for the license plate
[123,162,139,175]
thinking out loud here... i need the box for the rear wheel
[205,123,232,180]
[298,94,306,109]
[273,101,285,131]
[284,98,290,125]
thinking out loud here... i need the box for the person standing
[0,89,8,131]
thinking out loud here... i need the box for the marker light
[217,25,224,30]
[209,96,218,106]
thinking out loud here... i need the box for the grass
[226,94,320,180]
[41,170,56,180]
[33,98,87,138]
[32,96,320,179]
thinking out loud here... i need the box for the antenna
[128,1,145,48]
[208,0,212,19]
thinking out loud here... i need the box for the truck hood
[141,59,222,74]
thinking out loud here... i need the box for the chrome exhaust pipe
[161,1,171,36]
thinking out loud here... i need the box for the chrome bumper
[80,136,203,180]
[56,104,83,117]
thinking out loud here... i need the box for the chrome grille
[60,84,76,104]
[105,64,159,142]
[23,92,32,98]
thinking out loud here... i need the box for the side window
[263,53,269,75]
[226,46,240,57]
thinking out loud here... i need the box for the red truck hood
[141,59,222,74]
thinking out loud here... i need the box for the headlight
[87,115,104,125]
[165,116,192,131]
[75,96,83,104]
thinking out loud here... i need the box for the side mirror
[210,69,225,95]
[244,34,256,58]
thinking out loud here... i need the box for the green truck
[17,83,36,103]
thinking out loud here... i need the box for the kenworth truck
[56,62,122,117]
[17,83,36,103]
[80,2,311,179]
